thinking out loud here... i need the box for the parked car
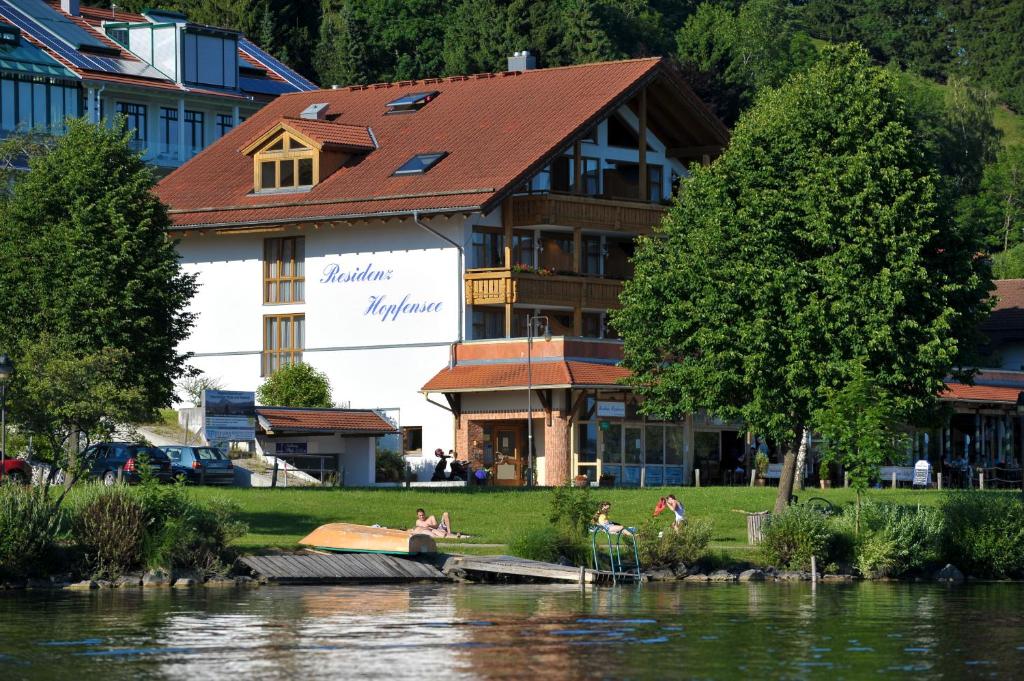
[0,456,32,485]
[81,442,173,485]
[160,445,235,486]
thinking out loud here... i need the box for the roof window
[393,152,447,176]
[386,91,438,113]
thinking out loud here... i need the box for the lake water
[1,582,1022,680]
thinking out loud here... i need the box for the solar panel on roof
[238,39,316,92]
[5,0,116,53]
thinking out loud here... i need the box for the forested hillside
[93,0,1023,274]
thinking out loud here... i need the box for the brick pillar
[456,417,485,468]
[544,410,571,486]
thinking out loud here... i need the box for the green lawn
[189,485,950,559]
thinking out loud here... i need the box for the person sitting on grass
[412,508,462,538]
[653,494,685,529]
[593,501,632,536]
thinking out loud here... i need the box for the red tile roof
[421,360,631,392]
[158,58,730,228]
[256,407,397,434]
[941,382,1023,404]
[984,279,1024,333]
[273,118,375,151]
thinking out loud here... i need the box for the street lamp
[0,354,13,472]
[526,315,551,487]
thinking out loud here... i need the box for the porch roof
[255,406,397,435]
[421,359,632,393]
[941,382,1024,405]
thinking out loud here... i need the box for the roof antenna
[111,4,118,19]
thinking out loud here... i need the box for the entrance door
[493,425,525,486]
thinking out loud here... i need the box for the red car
[1,457,32,485]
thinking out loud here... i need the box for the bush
[636,517,713,568]
[835,502,944,577]
[548,484,593,539]
[145,500,246,576]
[256,361,332,408]
[941,493,1024,578]
[75,487,146,578]
[758,505,840,571]
[0,484,62,579]
[375,449,407,483]
[509,526,588,565]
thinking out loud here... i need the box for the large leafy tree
[257,362,334,408]
[613,45,992,514]
[0,120,196,462]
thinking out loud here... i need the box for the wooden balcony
[465,268,624,310]
[510,193,667,234]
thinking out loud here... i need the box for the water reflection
[1,582,1023,680]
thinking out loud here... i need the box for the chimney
[300,103,329,120]
[507,51,537,72]
[61,0,80,16]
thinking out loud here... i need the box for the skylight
[385,91,439,113]
[393,152,447,176]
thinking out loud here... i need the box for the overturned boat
[299,523,437,555]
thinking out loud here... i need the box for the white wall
[175,215,471,480]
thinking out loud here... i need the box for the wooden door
[493,426,524,486]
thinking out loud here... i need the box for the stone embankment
[643,562,969,584]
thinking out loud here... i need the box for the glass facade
[0,77,79,134]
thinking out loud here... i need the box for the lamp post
[0,354,13,472]
[526,315,550,487]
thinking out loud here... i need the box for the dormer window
[256,133,315,191]
[242,116,376,194]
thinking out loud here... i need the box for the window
[472,307,505,340]
[215,113,234,139]
[185,110,204,154]
[582,312,603,338]
[607,113,639,148]
[262,314,304,376]
[538,231,573,273]
[511,230,534,267]
[471,228,504,269]
[264,236,305,303]
[402,426,423,455]
[386,91,438,113]
[581,235,602,275]
[647,164,663,203]
[393,152,447,175]
[159,107,177,155]
[115,102,146,147]
[252,131,317,192]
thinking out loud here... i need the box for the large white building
[158,56,735,484]
[0,0,314,169]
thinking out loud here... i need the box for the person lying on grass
[412,508,465,538]
[593,501,632,536]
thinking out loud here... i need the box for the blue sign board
[204,390,255,444]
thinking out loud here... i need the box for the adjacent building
[157,55,731,484]
[0,0,314,169]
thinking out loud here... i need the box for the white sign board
[311,249,457,347]
[596,401,626,418]
[203,389,256,444]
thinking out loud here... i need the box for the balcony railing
[511,193,667,234]
[465,268,624,310]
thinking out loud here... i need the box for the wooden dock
[240,552,446,584]
[240,550,632,586]
[441,554,598,584]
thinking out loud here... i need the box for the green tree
[554,0,618,65]
[315,0,371,87]
[813,365,907,532]
[963,145,1024,254]
[8,335,146,474]
[676,0,817,124]
[442,0,511,76]
[612,45,991,515]
[0,119,196,469]
[256,362,333,408]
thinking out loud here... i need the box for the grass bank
[189,485,949,561]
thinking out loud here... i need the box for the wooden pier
[240,552,446,584]
[239,550,624,585]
